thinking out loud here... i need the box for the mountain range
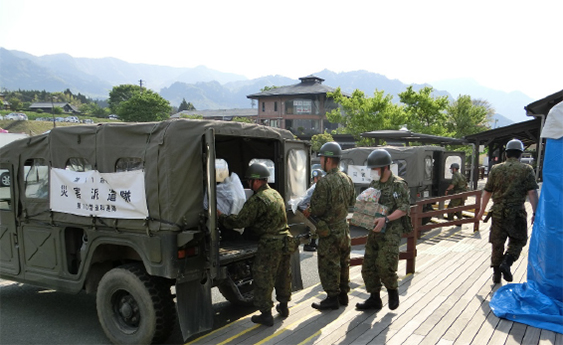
[0,48,535,127]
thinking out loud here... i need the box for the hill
[0,48,537,125]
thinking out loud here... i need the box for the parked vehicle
[108,114,119,120]
[0,119,309,344]
[4,112,27,120]
[65,116,80,123]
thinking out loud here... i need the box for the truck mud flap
[176,277,213,341]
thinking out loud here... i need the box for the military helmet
[366,149,392,168]
[506,138,524,152]
[318,142,342,158]
[245,163,270,180]
[450,163,460,170]
[311,169,325,178]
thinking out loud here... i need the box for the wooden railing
[349,190,483,275]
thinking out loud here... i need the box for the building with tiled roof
[246,75,342,135]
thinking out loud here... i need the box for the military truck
[340,145,465,205]
[0,119,310,344]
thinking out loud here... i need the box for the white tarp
[541,100,563,139]
[50,168,149,219]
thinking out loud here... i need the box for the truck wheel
[96,263,176,344]
[0,172,10,187]
[218,275,254,306]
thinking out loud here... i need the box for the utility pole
[139,79,143,93]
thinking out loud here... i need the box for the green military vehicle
[0,119,310,344]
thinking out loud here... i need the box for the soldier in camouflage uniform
[218,163,295,326]
[356,149,411,311]
[303,142,355,310]
[445,163,468,220]
[477,139,538,284]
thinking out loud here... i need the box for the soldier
[445,163,468,220]
[218,163,296,326]
[356,149,411,311]
[303,142,355,310]
[477,139,538,284]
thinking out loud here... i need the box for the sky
[1,0,561,100]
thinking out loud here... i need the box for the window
[249,159,275,183]
[24,158,49,199]
[66,157,92,172]
[287,150,308,201]
[274,102,278,112]
[116,158,144,172]
[262,102,265,112]
[294,100,312,114]
[444,156,462,179]
[424,156,433,180]
[0,168,12,210]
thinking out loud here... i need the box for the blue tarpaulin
[489,101,563,334]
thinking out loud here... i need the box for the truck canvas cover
[0,119,294,232]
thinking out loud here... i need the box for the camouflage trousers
[253,238,292,311]
[317,227,351,297]
[361,230,401,292]
[489,208,528,267]
[447,197,464,220]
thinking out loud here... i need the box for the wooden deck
[186,202,562,345]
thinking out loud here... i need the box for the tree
[446,95,493,138]
[8,97,22,111]
[325,88,405,145]
[108,85,143,114]
[117,90,171,122]
[310,132,334,154]
[398,86,449,136]
[178,98,196,112]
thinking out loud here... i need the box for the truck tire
[96,263,175,344]
[218,275,254,306]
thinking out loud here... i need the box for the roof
[171,108,257,119]
[246,75,338,98]
[524,89,563,116]
[361,130,468,145]
[464,118,541,148]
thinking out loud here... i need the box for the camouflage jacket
[369,173,411,234]
[219,184,290,237]
[451,171,468,193]
[485,157,538,208]
[309,167,355,225]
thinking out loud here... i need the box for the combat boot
[276,302,289,318]
[499,254,515,282]
[492,267,501,284]
[355,292,382,310]
[312,295,339,310]
[338,292,349,306]
[251,310,274,327]
[388,289,400,310]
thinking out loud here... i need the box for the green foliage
[180,114,203,119]
[260,85,279,92]
[117,90,171,122]
[8,97,22,111]
[398,86,449,136]
[310,132,334,153]
[52,106,64,115]
[108,84,143,114]
[326,88,405,145]
[232,117,253,123]
[80,102,110,117]
[446,95,493,138]
[178,98,196,111]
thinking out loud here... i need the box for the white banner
[50,168,149,219]
[347,164,399,184]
